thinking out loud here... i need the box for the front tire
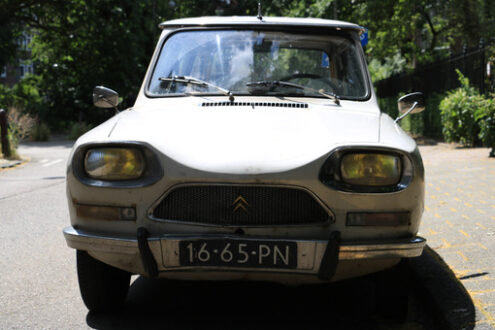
[77,250,131,312]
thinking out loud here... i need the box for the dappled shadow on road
[86,276,413,330]
[409,246,476,330]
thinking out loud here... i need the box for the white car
[63,15,426,312]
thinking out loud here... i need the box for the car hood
[106,100,380,174]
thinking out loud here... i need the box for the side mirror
[395,92,425,123]
[93,86,119,109]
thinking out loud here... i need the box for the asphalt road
[0,140,441,329]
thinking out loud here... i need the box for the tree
[1,0,493,127]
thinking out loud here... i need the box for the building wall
[0,31,35,87]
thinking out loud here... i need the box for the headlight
[84,148,145,180]
[340,153,401,186]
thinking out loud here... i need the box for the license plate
[179,239,297,269]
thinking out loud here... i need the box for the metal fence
[375,40,493,98]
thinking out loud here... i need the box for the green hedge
[439,70,495,156]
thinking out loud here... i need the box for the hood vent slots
[201,101,308,108]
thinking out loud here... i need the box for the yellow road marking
[435,213,441,218]
[459,230,470,238]
[462,214,470,220]
[478,243,488,250]
[476,222,487,230]
[480,200,488,204]
[472,297,495,326]
[430,195,437,199]
[444,192,451,196]
[450,207,458,212]
[457,188,464,193]
[428,183,433,187]
[441,238,451,248]
[492,216,495,221]
[457,251,469,261]
[465,202,473,207]
[445,219,454,227]
[428,228,438,235]
[425,205,430,211]
[435,187,441,191]
[469,289,495,295]
[477,209,486,214]
[455,197,461,202]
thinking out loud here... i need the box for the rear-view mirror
[93,86,119,109]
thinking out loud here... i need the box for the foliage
[377,97,398,119]
[0,129,19,159]
[0,0,24,69]
[368,53,406,82]
[7,106,36,143]
[11,76,44,115]
[474,95,495,156]
[30,122,51,141]
[68,122,92,140]
[0,105,37,159]
[28,1,162,125]
[0,0,494,129]
[439,70,482,146]
[423,92,445,139]
[0,76,44,114]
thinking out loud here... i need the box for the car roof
[159,16,364,33]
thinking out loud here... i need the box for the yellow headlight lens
[84,148,145,180]
[340,153,401,186]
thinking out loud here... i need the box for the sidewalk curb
[0,159,23,169]
[409,246,476,330]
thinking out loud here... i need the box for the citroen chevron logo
[232,195,249,214]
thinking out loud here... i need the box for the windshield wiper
[246,80,340,105]
[159,75,234,102]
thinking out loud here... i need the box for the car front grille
[152,185,330,226]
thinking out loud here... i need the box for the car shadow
[86,276,389,330]
[85,247,476,330]
[409,246,476,330]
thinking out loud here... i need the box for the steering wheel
[280,73,338,92]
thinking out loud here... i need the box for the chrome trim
[146,183,335,228]
[64,226,426,269]
[63,226,140,254]
[339,236,426,259]
[159,17,364,32]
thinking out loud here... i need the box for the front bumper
[63,226,425,282]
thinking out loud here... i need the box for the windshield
[148,30,368,99]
